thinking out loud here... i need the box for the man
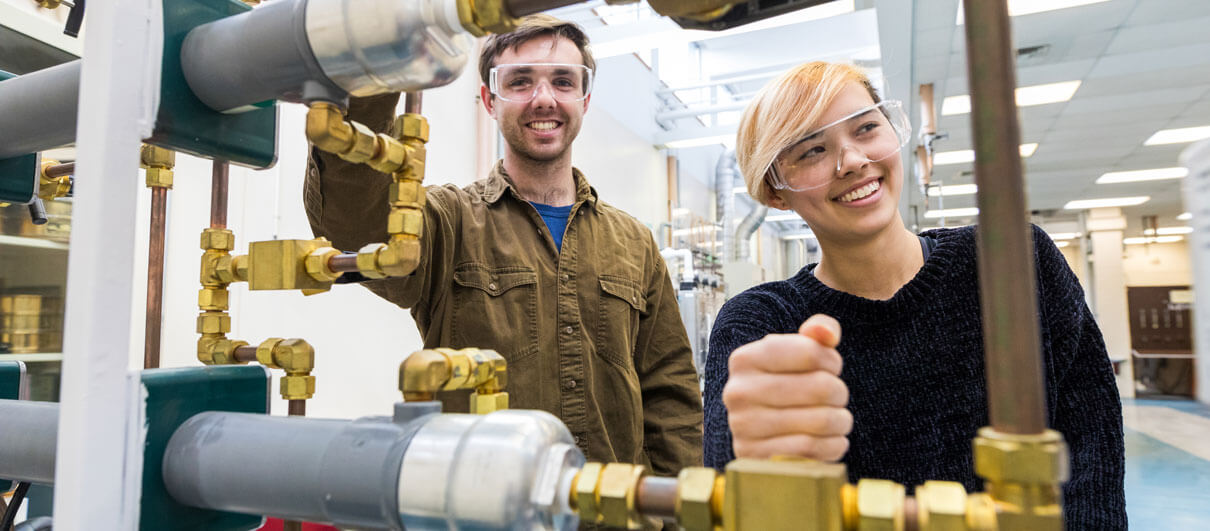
[303,15,702,475]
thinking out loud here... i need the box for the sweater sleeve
[703,286,798,469]
[1031,226,1127,529]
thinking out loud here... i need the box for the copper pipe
[961,0,1046,434]
[636,476,679,520]
[903,496,919,531]
[282,520,301,531]
[144,187,168,369]
[328,253,360,273]
[288,399,306,416]
[233,345,258,364]
[210,160,229,229]
[44,162,74,178]
[404,91,423,114]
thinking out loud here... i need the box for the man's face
[481,35,590,165]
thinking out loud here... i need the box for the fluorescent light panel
[1055,241,1071,248]
[927,184,978,197]
[1178,212,1193,221]
[1143,227,1193,236]
[1145,126,1210,146]
[782,233,817,240]
[1047,232,1082,240]
[933,144,1038,166]
[765,214,803,222]
[1096,167,1188,184]
[924,207,979,219]
[1124,236,1184,245]
[1063,196,1150,210]
[942,82,1081,116]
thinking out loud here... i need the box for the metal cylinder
[0,400,58,485]
[181,0,345,113]
[0,61,81,159]
[162,412,414,528]
[961,0,1047,435]
[305,0,473,98]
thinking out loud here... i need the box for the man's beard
[504,131,570,163]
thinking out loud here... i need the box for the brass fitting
[914,481,978,531]
[469,391,508,414]
[377,236,421,277]
[198,288,229,311]
[573,462,606,525]
[723,458,847,531]
[974,427,1067,531]
[387,209,424,237]
[356,243,389,279]
[36,0,63,8]
[196,312,231,335]
[366,133,409,174]
[855,479,905,531]
[231,254,249,282]
[140,145,176,189]
[305,102,355,154]
[304,246,343,283]
[343,121,378,164]
[246,238,336,292]
[597,463,647,529]
[388,180,426,209]
[454,0,520,36]
[209,338,250,365]
[647,0,736,21]
[965,493,998,531]
[394,144,427,182]
[256,338,316,400]
[37,159,72,199]
[200,228,235,252]
[280,374,316,400]
[393,114,431,143]
[398,348,508,406]
[399,349,453,401]
[677,467,721,531]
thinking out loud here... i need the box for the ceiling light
[671,226,720,237]
[942,82,1080,116]
[1055,241,1071,248]
[924,207,979,219]
[1145,126,1210,146]
[1143,227,1193,236]
[732,186,748,194]
[927,184,978,197]
[765,214,802,222]
[662,134,734,149]
[782,233,817,240]
[1124,235,1184,245]
[1063,196,1150,210]
[1047,232,1081,240]
[933,144,1038,165]
[1096,167,1188,184]
[1178,212,1193,221]
[957,0,1112,24]
[671,208,691,217]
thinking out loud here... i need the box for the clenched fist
[722,314,852,461]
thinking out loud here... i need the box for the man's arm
[635,239,704,475]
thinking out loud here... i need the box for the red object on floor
[257,518,340,531]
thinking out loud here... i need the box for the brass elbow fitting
[256,338,316,400]
[398,348,508,410]
[974,427,1068,531]
[306,102,380,164]
[454,0,519,37]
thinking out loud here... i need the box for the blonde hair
[736,62,880,206]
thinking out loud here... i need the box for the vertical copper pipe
[404,91,423,114]
[288,400,306,417]
[636,476,679,520]
[961,0,1047,434]
[144,187,168,369]
[211,160,229,229]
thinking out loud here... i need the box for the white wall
[1123,241,1193,287]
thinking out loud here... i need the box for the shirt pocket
[596,274,647,370]
[451,263,540,366]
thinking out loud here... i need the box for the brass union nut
[139,144,175,168]
[574,462,605,524]
[341,120,378,164]
[305,246,342,282]
[210,339,250,365]
[914,481,967,531]
[280,374,316,400]
[388,180,426,208]
[598,463,646,529]
[200,228,235,251]
[393,114,430,143]
[973,427,1069,485]
[469,391,509,414]
[367,134,408,174]
[306,102,354,154]
[256,338,285,367]
[677,467,719,531]
[387,208,424,237]
[856,478,905,530]
[357,243,388,279]
[196,312,231,335]
[198,288,229,311]
[145,167,174,189]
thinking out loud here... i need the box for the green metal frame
[1,360,27,492]
[0,152,39,204]
[138,365,270,530]
[146,0,277,169]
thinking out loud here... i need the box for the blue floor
[1123,398,1210,528]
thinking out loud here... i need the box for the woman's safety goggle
[488,63,594,103]
[765,100,911,191]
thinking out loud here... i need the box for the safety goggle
[488,63,594,103]
[766,100,911,191]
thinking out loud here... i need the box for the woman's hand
[722,314,852,461]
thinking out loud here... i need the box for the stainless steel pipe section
[0,400,59,485]
[0,61,81,159]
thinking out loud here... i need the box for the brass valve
[256,337,316,401]
[454,0,520,37]
[37,159,72,200]
[398,348,508,412]
[974,428,1067,530]
[724,458,847,531]
[571,462,648,529]
[246,238,338,292]
[139,144,175,189]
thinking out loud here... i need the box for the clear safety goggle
[488,63,594,103]
[766,100,911,191]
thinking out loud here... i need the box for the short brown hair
[478,14,596,91]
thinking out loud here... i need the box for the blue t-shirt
[530,202,573,252]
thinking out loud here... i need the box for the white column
[1085,207,1134,398]
[53,0,161,528]
[1181,139,1210,407]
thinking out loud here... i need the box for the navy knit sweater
[704,225,1126,529]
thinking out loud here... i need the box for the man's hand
[721,314,852,461]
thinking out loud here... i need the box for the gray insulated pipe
[0,400,59,485]
[714,149,738,263]
[735,204,767,262]
[0,61,81,159]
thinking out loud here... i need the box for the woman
[702,62,1125,528]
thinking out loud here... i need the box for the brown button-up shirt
[303,94,702,475]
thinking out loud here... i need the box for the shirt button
[564,326,574,334]
[574,435,582,444]
[488,282,497,290]
[565,379,577,389]
[561,274,570,282]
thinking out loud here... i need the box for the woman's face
[768,81,904,244]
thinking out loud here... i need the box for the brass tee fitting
[974,427,1068,530]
